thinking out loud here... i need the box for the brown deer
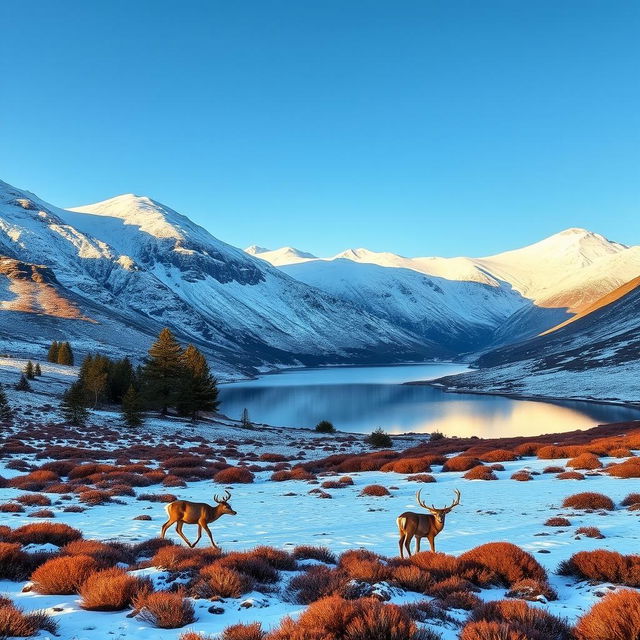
[397,488,460,557]
[160,490,236,548]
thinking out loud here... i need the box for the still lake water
[219,363,640,438]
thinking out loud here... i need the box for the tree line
[61,328,219,427]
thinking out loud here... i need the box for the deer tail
[397,515,406,532]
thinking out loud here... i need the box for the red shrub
[80,567,151,610]
[575,526,604,539]
[62,539,135,566]
[268,595,422,640]
[217,551,279,583]
[339,475,354,485]
[359,484,391,496]
[79,490,112,506]
[286,565,346,603]
[463,465,497,481]
[406,473,436,483]
[545,517,571,527]
[575,589,640,640]
[260,453,288,462]
[410,552,459,581]
[193,564,253,598]
[271,468,315,482]
[380,457,432,474]
[0,602,58,637]
[609,447,633,458]
[437,590,482,610]
[11,522,82,546]
[137,493,177,503]
[391,565,431,593]
[251,546,297,571]
[442,456,480,472]
[465,599,571,640]
[152,545,222,571]
[214,467,254,484]
[514,442,544,456]
[505,578,557,602]
[567,453,602,470]
[557,471,585,480]
[622,493,640,506]
[459,542,547,587]
[606,458,640,478]
[16,493,51,506]
[543,466,565,474]
[292,545,336,564]
[220,622,265,640]
[558,550,640,586]
[339,549,389,583]
[510,470,533,481]
[480,449,518,463]
[133,590,195,629]
[163,474,187,488]
[0,542,49,580]
[562,492,614,510]
[28,508,54,518]
[0,502,23,512]
[31,554,99,594]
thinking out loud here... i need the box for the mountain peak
[244,245,317,266]
[245,245,271,255]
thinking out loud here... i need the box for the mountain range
[1,176,638,391]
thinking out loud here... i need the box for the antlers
[416,488,460,513]
[214,490,231,504]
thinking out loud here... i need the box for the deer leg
[398,532,406,558]
[428,535,436,553]
[415,537,422,553]
[190,525,203,548]
[404,533,414,557]
[201,521,217,548]
[175,521,194,548]
[160,517,176,539]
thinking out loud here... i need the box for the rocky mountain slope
[0,179,440,376]
[430,276,640,403]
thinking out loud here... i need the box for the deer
[397,488,460,557]
[160,490,236,548]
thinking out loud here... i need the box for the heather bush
[11,522,82,545]
[558,550,640,587]
[505,578,557,601]
[0,542,50,580]
[220,622,266,640]
[545,517,571,527]
[556,471,585,480]
[459,542,548,587]
[152,544,222,571]
[292,545,336,564]
[406,473,436,482]
[622,492,640,506]
[31,554,99,594]
[574,589,640,640]
[193,565,253,598]
[252,546,297,571]
[134,590,195,628]
[605,458,640,478]
[380,457,432,474]
[339,549,389,583]
[62,539,135,566]
[510,470,532,481]
[567,453,602,470]
[217,551,279,583]
[0,502,23,512]
[463,465,497,481]
[479,449,518,462]
[391,564,431,593]
[285,565,346,604]
[359,484,391,497]
[562,492,614,510]
[214,467,255,483]
[442,456,480,472]
[80,567,151,610]
[0,602,59,638]
[437,590,482,610]
[16,493,51,506]
[575,526,605,539]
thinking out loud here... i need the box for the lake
[218,363,640,438]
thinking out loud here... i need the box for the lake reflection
[219,363,640,437]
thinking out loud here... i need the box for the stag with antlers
[160,490,236,548]
[397,488,460,557]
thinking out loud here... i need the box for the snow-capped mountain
[431,276,640,403]
[245,245,318,266]
[251,228,640,349]
[0,179,442,376]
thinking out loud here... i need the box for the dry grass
[0,602,58,638]
[152,545,222,571]
[193,565,253,598]
[562,492,614,510]
[574,589,640,640]
[217,551,279,583]
[286,565,346,604]
[219,622,265,640]
[292,545,336,564]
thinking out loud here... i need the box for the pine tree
[108,357,134,403]
[141,328,184,414]
[241,407,252,428]
[15,374,31,392]
[177,344,220,421]
[60,381,89,426]
[34,363,42,377]
[57,342,74,366]
[47,341,59,363]
[24,360,35,380]
[0,384,13,424]
[78,354,109,407]
[121,385,144,427]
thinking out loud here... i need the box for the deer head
[416,489,460,526]
[214,490,237,516]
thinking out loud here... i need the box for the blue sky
[0,1,638,257]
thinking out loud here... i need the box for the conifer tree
[121,385,144,427]
[34,362,42,377]
[60,381,89,426]
[78,354,109,407]
[24,360,35,380]
[241,407,252,428]
[0,384,13,424]
[141,328,184,414]
[109,357,135,404]
[57,342,74,366]
[15,374,31,392]
[177,344,220,421]
[47,341,59,363]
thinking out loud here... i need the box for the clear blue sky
[1,1,638,257]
